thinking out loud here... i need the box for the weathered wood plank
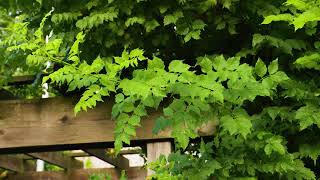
[147,142,172,176]
[27,152,83,169]
[83,149,130,170]
[10,75,36,84]
[6,167,146,180]
[0,155,36,172]
[0,97,172,150]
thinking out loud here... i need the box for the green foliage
[295,103,320,130]
[120,170,127,180]
[262,0,320,30]
[44,163,63,172]
[295,53,320,70]
[252,34,306,55]
[76,7,118,29]
[220,109,252,138]
[89,173,111,180]
[52,12,82,24]
[1,0,320,179]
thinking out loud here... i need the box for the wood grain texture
[27,152,83,169]
[0,97,173,151]
[6,167,146,180]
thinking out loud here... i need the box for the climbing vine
[1,0,320,179]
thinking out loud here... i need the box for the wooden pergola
[0,76,183,179]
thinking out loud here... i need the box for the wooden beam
[147,142,172,176]
[0,155,36,172]
[118,147,142,155]
[8,74,48,85]
[67,151,88,158]
[6,167,146,180]
[20,154,34,160]
[10,75,36,84]
[0,97,174,151]
[68,148,142,158]
[27,152,83,169]
[83,149,130,170]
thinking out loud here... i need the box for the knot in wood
[59,115,69,123]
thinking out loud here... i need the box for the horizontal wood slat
[8,74,48,85]
[0,97,172,151]
[27,152,82,169]
[68,147,142,158]
[9,75,36,84]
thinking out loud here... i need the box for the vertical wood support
[0,155,35,172]
[147,141,172,176]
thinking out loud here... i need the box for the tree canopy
[0,0,320,179]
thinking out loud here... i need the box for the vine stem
[46,55,72,66]
[45,54,80,71]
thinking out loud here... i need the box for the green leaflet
[34,8,54,40]
[252,34,306,54]
[125,16,145,27]
[268,59,278,75]
[74,85,105,114]
[145,19,160,32]
[255,59,267,77]
[163,11,183,26]
[76,7,119,29]
[295,53,320,70]
[262,14,294,25]
[292,7,320,30]
[220,109,252,138]
[284,0,310,11]
[295,103,320,130]
[299,143,320,165]
[168,60,190,73]
[68,32,85,63]
[118,79,151,98]
[51,12,82,24]
[262,0,320,30]
[264,136,286,156]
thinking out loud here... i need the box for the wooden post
[0,155,35,172]
[147,141,172,176]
